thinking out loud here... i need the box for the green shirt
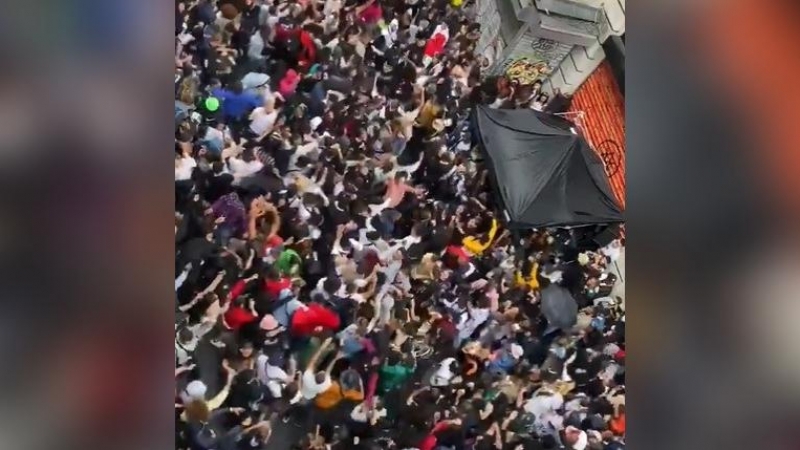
[379,363,414,393]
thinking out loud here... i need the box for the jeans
[214,224,234,247]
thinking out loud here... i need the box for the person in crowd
[174,1,625,449]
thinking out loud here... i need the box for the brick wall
[568,61,626,208]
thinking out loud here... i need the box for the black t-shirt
[239,5,262,35]
[177,237,220,269]
[408,44,426,67]
[327,199,352,226]
[236,431,268,449]
[206,173,235,203]
[323,75,353,95]
[436,424,465,448]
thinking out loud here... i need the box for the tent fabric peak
[472,105,623,229]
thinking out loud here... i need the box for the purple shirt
[211,193,247,237]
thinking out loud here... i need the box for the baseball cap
[185,380,207,401]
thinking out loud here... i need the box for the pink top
[385,179,414,208]
[279,70,300,97]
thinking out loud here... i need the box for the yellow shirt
[462,219,499,256]
[514,262,539,290]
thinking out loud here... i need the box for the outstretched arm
[307,337,334,373]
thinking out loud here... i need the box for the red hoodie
[446,245,470,263]
[264,277,292,299]
[297,29,317,69]
[290,303,340,336]
[224,305,257,331]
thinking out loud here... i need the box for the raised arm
[306,337,334,373]
[325,350,343,376]
[207,365,238,410]
[179,270,226,312]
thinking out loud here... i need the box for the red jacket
[264,277,292,299]
[297,30,317,69]
[446,245,470,263]
[273,24,293,43]
[290,303,340,336]
[419,421,453,450]
[228,279,248,302]
[224,305,257,331]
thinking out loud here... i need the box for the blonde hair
[178,78,197,105]
[183,399,210,423]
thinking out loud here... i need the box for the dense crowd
[174,0,625,449]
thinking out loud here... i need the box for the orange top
[314,382,344,409]
[610,413,626,435]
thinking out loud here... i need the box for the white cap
[184,380,207,401]
[310,116,323,131]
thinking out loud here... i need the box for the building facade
[475,0,625,95]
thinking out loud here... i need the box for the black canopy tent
[472,105,623,229]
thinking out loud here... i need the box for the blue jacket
[211,88,261,120]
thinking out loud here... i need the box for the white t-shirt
[175,337,197,366]
[175,156,197,181]
[458,307,489,340]
[228,157,264,180]
[523,390,564,419]
[350,402,387,422]
[600,240,622,262]
[249,107,278,136]
[379,295,395,326]
[430,357,456,386]
[300,369,332,400]
[256,354,289,398]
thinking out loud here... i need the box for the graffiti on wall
[496,36,574,82]
[502,58,550,85]
[529,38,573,72]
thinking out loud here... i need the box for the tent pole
[512,229,524,262]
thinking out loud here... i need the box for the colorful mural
[495,36,573,83]
[503,58,550,85]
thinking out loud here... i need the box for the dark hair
[265,266,281,280]
[323,277,342,294]
[387,352,401,366]
[241,148,256,163]
[178,327,194,343]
